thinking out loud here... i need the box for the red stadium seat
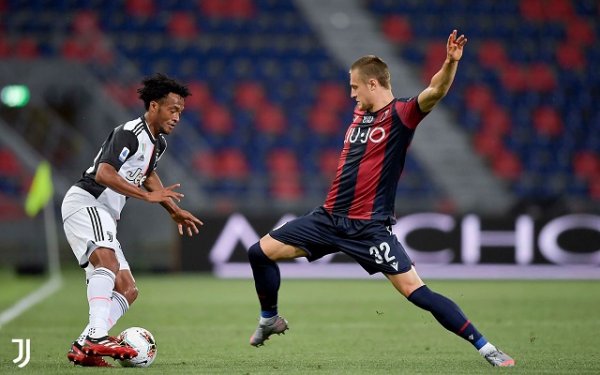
[527,63,556,92]
[192,150,217,178]
[167,12,199,39]
[381,15,412,44]
[544,0,575,22]
[500,64,528,92]
[556,42,586,70]
[533,106,563,137]
[478,40,509,70]
[492,150,522,181]
[255,103,286,135]
[316,82,348,112]
[184,81,213,111]
[0,36,9,57]
[72,10,100,35]
[464,84,495,113]
[0,193,25,220]
[566,19,596,47]
[61,39,86,60]
[519,0,545,21]
[202,104,234,135]
[473,131,505,159]
[216,148,249,179]
[266,149,299,177]
[573,151,599,180]
[199,0,255,19]
[14,37,39,59]
[309,107,340,136]
[234,81,266,110]
[270,175,302,201]
[0,149,23,176]
[126,0,156,18]
[481,105,511,136]
[519,0,574,22]
[228,0,256,18]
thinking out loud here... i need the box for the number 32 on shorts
[369,242,396,265]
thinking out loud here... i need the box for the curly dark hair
[137,73,190,110]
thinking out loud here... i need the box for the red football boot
[67,342,113,367]
[81,335,137,360]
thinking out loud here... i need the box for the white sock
[108,291,129,328]
[86,267,115,339]
[478,342,497,356]
[77,291,129,345]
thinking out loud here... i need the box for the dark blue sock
[407,285,487,349]
[247,242,280,318]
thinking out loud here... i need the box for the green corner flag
[25,161,54,217]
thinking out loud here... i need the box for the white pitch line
[0,275,62,330]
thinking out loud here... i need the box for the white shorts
[63,205,130,280]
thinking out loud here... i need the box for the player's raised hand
[146,183,185,203]
[447,29,467,62]
[171,209,204,236]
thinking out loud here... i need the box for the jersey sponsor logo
[344,126,386,144]
[125,167,147,186]
[119,147,130,162]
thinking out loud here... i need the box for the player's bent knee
[248,242,268,263]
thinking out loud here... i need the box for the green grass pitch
[1,267,599,374]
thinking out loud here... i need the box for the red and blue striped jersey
[323,97,428,222]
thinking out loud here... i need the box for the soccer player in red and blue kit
[247,30,514,367]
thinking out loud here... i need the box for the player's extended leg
[386,267,514,367]
[247,235,305,346]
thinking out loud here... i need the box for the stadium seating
[3,0,596,212]
[367,0,599,204]
[0,148,27,219]
[1,0,440,212]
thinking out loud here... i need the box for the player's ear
[369,78,377,91]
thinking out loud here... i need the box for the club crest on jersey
[363,115,374,124]
[118,147,130,162]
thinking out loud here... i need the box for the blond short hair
[350,55,391,89]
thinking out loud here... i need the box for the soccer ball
[116,327,157,367]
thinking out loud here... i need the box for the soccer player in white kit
[62,73,203,367]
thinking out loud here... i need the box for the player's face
[148,92,185,136]
[350,69,376,112]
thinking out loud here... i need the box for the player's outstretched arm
[143,171,204,236]
[95,162,184,203]
[417,29,467,113]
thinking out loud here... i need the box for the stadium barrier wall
[179,212,600,279]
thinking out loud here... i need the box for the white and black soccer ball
[117,326,157,367]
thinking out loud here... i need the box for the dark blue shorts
[269,207,413,275]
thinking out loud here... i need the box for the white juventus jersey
[62,116,167,221]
